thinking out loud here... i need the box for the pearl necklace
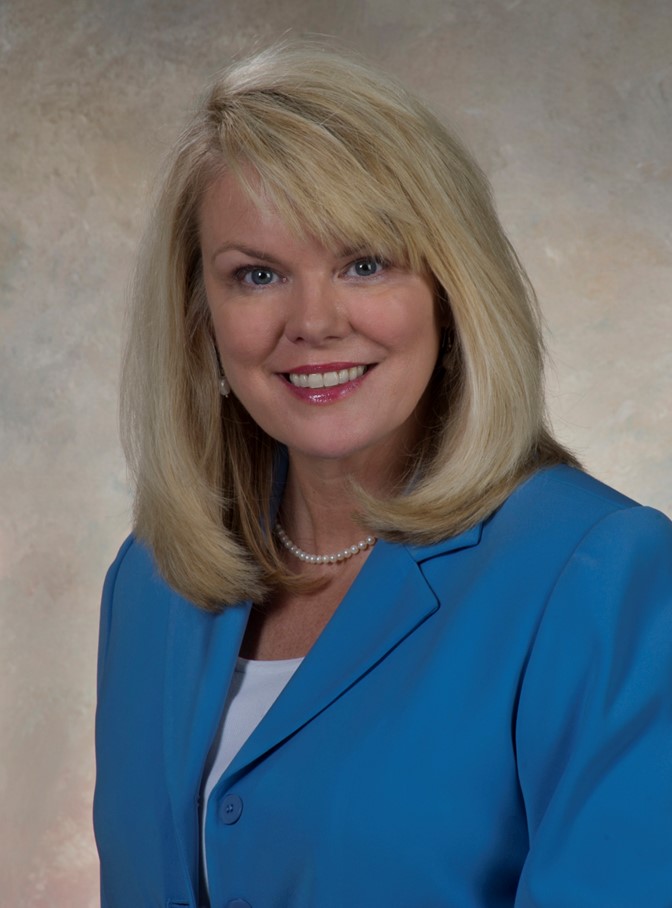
[275,521,376,565]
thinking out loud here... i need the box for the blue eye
[237,266,278,286]
[347,257,385,277]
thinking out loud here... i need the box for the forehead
[200,171,276,235]
[199,170,322,260]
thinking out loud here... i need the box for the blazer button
[226,900,252,908]
[219,793,243,824]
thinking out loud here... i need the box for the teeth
[288,365,367,389]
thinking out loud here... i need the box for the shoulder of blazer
[103,533,193,617]
[405,464,642,567]
[98,533,194,676]
[106,533,163,592]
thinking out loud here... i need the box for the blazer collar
[163,520,482,896]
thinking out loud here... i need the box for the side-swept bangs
[212,90,431,275]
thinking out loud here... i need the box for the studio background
[1,0,670,903]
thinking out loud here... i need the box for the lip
[279,363,373,404]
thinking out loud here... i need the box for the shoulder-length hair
[121,43,576,610]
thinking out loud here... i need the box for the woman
[94,44,672,908]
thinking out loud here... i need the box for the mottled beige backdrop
[1,0,670,903]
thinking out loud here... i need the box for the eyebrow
[337,244,369,258]
[211,244,285,266]
[210,242,380,268]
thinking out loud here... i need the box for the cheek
[211,310,278,368]
[369,281,438,340]
[371,300,439,354]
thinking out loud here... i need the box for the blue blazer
[94,466,672,908]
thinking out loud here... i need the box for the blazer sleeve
[95,535,135,908]
[514,505,672,907]
[96,536,134,696]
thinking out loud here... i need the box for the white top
[200,655,303,894]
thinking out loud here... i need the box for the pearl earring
[218,375,230,397]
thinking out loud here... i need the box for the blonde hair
[121,43,576,610]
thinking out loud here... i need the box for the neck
[279,453,396,556]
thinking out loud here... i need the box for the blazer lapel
[222,527,481,786]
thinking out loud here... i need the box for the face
[199,172,441,478]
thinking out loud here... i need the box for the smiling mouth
[286,365,369,389]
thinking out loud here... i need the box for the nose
[283,275,350,345]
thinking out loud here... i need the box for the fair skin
[200,172,441,658]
